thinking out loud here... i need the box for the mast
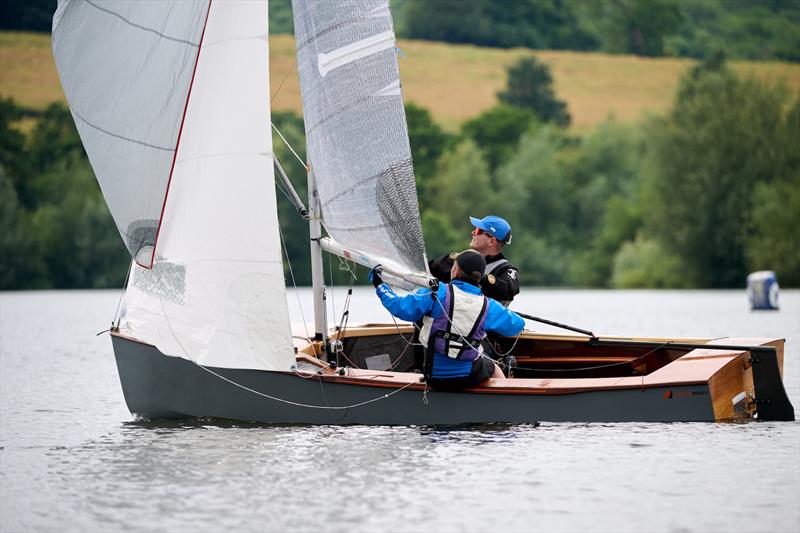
[307,168,328,355]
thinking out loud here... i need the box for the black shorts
[425,356,496,392]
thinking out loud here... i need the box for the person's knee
[491,362,505,379]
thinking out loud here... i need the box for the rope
[329,257,359,369]
[327,253,338,331]
[502,339,675,375]
[192,361,419,410]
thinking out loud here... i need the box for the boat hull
[112,335,723,424]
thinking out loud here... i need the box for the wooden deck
[291,324,785,421]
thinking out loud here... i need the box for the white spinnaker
[52,0,209,264]
[120,0,295,371]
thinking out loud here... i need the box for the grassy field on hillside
[2,31,798,132]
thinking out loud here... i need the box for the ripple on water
[1,290,799,532]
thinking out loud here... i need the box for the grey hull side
[111,335,716,424]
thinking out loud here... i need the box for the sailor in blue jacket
[370,250,525,391]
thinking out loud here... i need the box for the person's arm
[374,283,435,322]
[480,265,520,303]
[428,253,455,283]
[484,298,525,337]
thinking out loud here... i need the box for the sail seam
[143,0,213,269]
[72,110,175,152]
[306,82,398,136]
[296,10,387,52]
[323,221,418,232]
[84,0,201,47]
[176,151,271,164]
[320,157,412,204]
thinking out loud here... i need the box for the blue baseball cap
[469,215,512,243]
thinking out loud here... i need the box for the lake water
[2,288,799,532]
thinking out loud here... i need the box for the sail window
[317,30,395,77]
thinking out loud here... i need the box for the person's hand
[369,265,384,288]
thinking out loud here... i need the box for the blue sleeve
[484,299,525,337]
[375,283,435,322]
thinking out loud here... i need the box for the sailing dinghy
[52,0,794,424]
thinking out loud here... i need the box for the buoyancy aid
[482,256,516,306]
[419,283,489,362]
[484,258,509,276]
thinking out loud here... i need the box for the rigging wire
[271,122,307,170]
[268,55,305,168]
[327,252,337,328]
[112,259,134,328]
[270,59,296,103]
[277,208,311,343]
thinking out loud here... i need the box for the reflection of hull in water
[111,326,794,424]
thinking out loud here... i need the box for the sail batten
[292,0,429,275]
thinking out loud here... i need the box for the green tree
[562,121,644,286]
[423,139,493,253]
[745,180,800,286]
[401,0,596,50]
[576,0,683,57]
[25,103,86,207]
[405,102,450,208]
[643,59,799,287]
[0,167,47,289]
[744,100,800,286]
[494,126,572,285]
[268,0,294,34]
[0,0,56,32]
[0,99,31,207]
[611,236,690,288]
[461,104,538,176]
[28,159,128,288]
[498,57,570,127]
[569,195,642,287]
[421,209,462,260]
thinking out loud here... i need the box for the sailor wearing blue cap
[429,215,520,306]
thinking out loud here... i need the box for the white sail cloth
[52,0,208,263]
[56,0,295,371]
[292,0,429,275]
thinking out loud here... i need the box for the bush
[611,236,690,288]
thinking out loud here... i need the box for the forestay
[55,0,295,371]
[292,0,429,275]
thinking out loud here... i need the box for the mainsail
[292,0,428,275]
[53,0,295,371]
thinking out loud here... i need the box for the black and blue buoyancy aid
[419,283,489,363]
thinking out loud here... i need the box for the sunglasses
[472,227,511,244]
